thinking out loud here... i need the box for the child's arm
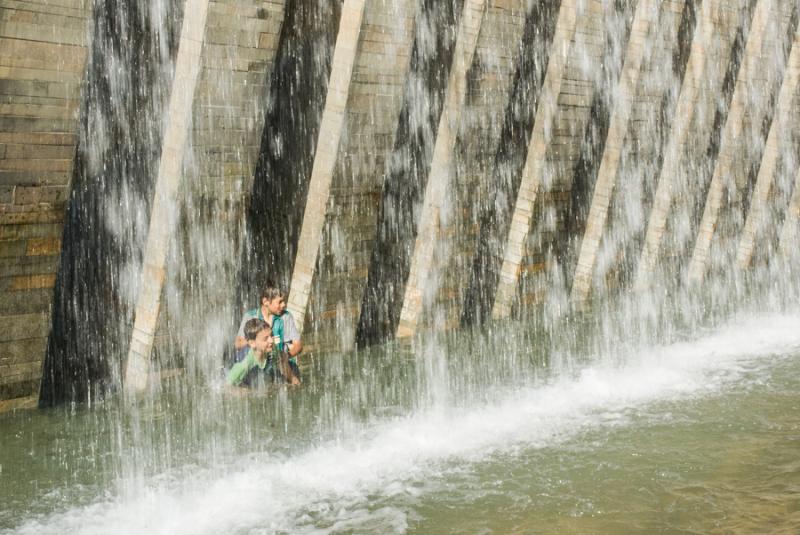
[226,359,251,386]
[276,349,301,385]
[233,316,250,349]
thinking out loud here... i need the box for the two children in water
[227,282,303,388]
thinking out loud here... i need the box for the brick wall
[0,0,90,403]
[425,0,528,331]
[301,0,417,352]
[157,0,287,362]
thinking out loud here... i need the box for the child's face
[266,296,285,316]
[248,328,274,353]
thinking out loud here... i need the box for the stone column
[778,162,800,256]
[287,0,416,352]
[688,0,793,284]
[125,0,210,393]
[736,23,800,269]
[490,0,582,320]
[569,0,661,302]
[633,0,745,291]
[159,1,287,360]
[125,0,288,388]
[396,0,488,338]
[418,0,530,333]
[0,0,91,405]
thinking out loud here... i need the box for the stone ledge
[0,393,37,413]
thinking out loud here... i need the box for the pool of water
[1,307,799,534]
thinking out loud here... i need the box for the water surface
[1,310,799,534]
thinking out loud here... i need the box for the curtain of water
[32,0,800,433]
[40,0,183,407]
[356,0,463,347]
[461,0,562,326]
[241,0,343,313]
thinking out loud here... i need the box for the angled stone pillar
[395,0,488,338]
[285,0,367,338]
[411,0,529,333]
[737,24,800,269]
[160,1,288,360]
[688,0,793,284]
[778,165,800,256]
[125,0,288,389]
[0,0,91,405]
[633,0,746,291]
[490,0,582,320]
[569,0,661,303]
[125,0,211,393]
[287,0,416,352]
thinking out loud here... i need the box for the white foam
[11,312,800,534]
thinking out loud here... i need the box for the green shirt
[226,348,269,386]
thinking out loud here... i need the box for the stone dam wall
[1,0,799,407]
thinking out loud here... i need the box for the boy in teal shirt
[233,282,303,377]
[227,318,300,387]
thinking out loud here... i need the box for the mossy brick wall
[301,0,417,353]
[155,0,287,362]
[0,0,90,402]
[425,0,528,331]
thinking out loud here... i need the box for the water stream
[3,281,799,533]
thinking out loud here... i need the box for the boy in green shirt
[227,318,300,387]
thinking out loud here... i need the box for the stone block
[38,186,69,204]
[0,224,62,242]
[0,207,63,225]
[0,287,52,314]
[0,336,47,370]
[0,115,77,133]
[0,379,40,402]
[8,273,56,291]
[0,239,25,258]
[0,184,11,203]
[0,132,76,146]
[1,142,75,160]
[0,312,48,342]
[13,186,41,204]
[0,254,58,277]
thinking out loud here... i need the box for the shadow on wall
[40,0,183,407]
[356,0,463,348]
[238,0,343,318]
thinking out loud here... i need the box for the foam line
[12,312,800,534]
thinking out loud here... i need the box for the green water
[407,356,800,534]
[1,310,799,534]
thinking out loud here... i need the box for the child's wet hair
[260,280,284,302]
[244,318,270,341]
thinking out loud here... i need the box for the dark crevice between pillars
[237,0,343,323]
[557,0,635,300]
[460,0,562,327]
[613,0,698,290]
[561,91,609,289]
[747,4,800,266]
[40,1,183,407]
[355,0,463,348]
[620,0,702,286]
[678,2,757,274]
